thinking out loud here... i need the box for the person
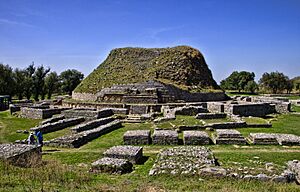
[27,132,36,145]
[35,130,43,146]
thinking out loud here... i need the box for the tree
[60,69,84,95]
[286,80,294,94]
[245,80,258,94]
[220,71,255,92]
[13,68,26,100]
[0,63,15,96]
[23,63,36,100]
[259,71,289,94]
[45,72,59,99]
[32,65,50,101]
[296,83,300,94]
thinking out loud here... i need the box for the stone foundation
[123,130,151,145]
[45,120,122,148]
[90,157,133,174]
[0,144,42,167]
[40,115,65,125]
[62,108,113,120]
[152,130,179,145]
[71,117,115,133]
[248,133,279,145]
[213,129,247,145]
[103,145,143,164]
[195,113,227,119]
[21,107,69,119]
[183,131,210,145]
[30,117,85,134]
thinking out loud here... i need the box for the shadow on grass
[137,156,150,165]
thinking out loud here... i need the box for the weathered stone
[30,117,85,134]
[149,146,217,176]
[40,115,65,125]
[45,120,122,148]
[103,145,143,164]
[152,130,178,145]
[248,133,279,145]
[213,129,247,145]
[206,121,247,129]
[287,160,300,183]
[62,108,113,120]
[195,113,226,119]
[21,107,69,119]
[71,117,115,133]
[0,144,41,167]
[123,130,151,145]
[183,131,210,145]
[276,134,300,146]
[90,157,133,174]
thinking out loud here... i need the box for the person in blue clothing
[35,130,43,146]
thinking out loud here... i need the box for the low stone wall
[123,130,151,145]
[183,131,210,145]
[206,121,247,129]
[224,103,272,117]
[173,105,208,116]
[0,144,42,167]
[40,115,65,125]
[213,129,247,145]
[71,117,115,133]
[21,107,69,119]
[207,102,225,113]
[62,108,113,120]
[152,130,179,145]
[30,117,85,134]
[45,120,122,148]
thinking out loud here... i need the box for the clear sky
[0,0,299,82]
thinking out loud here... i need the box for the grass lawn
[1,110,300,191]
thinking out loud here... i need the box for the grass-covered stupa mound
[75,45,220,94]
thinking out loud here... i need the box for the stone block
[90,157,133,174]
[183,131,210,145]
[123,130,151,145]
[248,133,279,145]
[213,129,247,145]
[195,113,227,119]
[152,130,178,145]
[0,144,41,167]
[103,145,143,164]
[71,117,115,133]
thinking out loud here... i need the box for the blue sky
[0,0,299,82]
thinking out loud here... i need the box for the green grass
[242,117,269,124]
[1,110,300,191]
[291,105,300,112]
[0,111,40,143]
[203,118,232,124]
[155,115,203,129]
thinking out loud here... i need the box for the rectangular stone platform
[149,146,222,176]
[21,107,69,119]
[123,130,151,145]
[30,117,85,134]
[103,145,143,164]
[183,131,210,145]
[152,130,178,145]
[248,133,279,145]
[213,129,247,145]
[206,121,247,129]
[71,117,115,133]
[0,144,41,167]
[45,120,122,148]
[90,157,133,174]
[275,134,300,146]
[40,115,65,125]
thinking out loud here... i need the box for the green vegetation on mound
[75,46,219,94]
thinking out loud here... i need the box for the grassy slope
[1,111,300,191]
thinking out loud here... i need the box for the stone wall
[45,120,122,148]
[72,92,97,101]
[30,117,85,134]
[71,117,115,133]
[21,107,69,119]
[62,108,113,120]
[207,102,225,113]
[224,103,273,117]
[0,144,42,167]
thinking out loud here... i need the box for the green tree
[220,71,255,92]
[259,71,289,94]
[245,80,258,94]
[13,68,26,100]
[296,83,300,94]
[286,80,294,94]
[45,72,59,99]
[60,69,84,95]
[23,63,36,100]
[32,65,50,101]
[0,63,15,96]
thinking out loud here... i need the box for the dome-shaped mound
[74,46,219,94]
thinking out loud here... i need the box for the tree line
[0,62,84,101]
[220,71,299,94]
